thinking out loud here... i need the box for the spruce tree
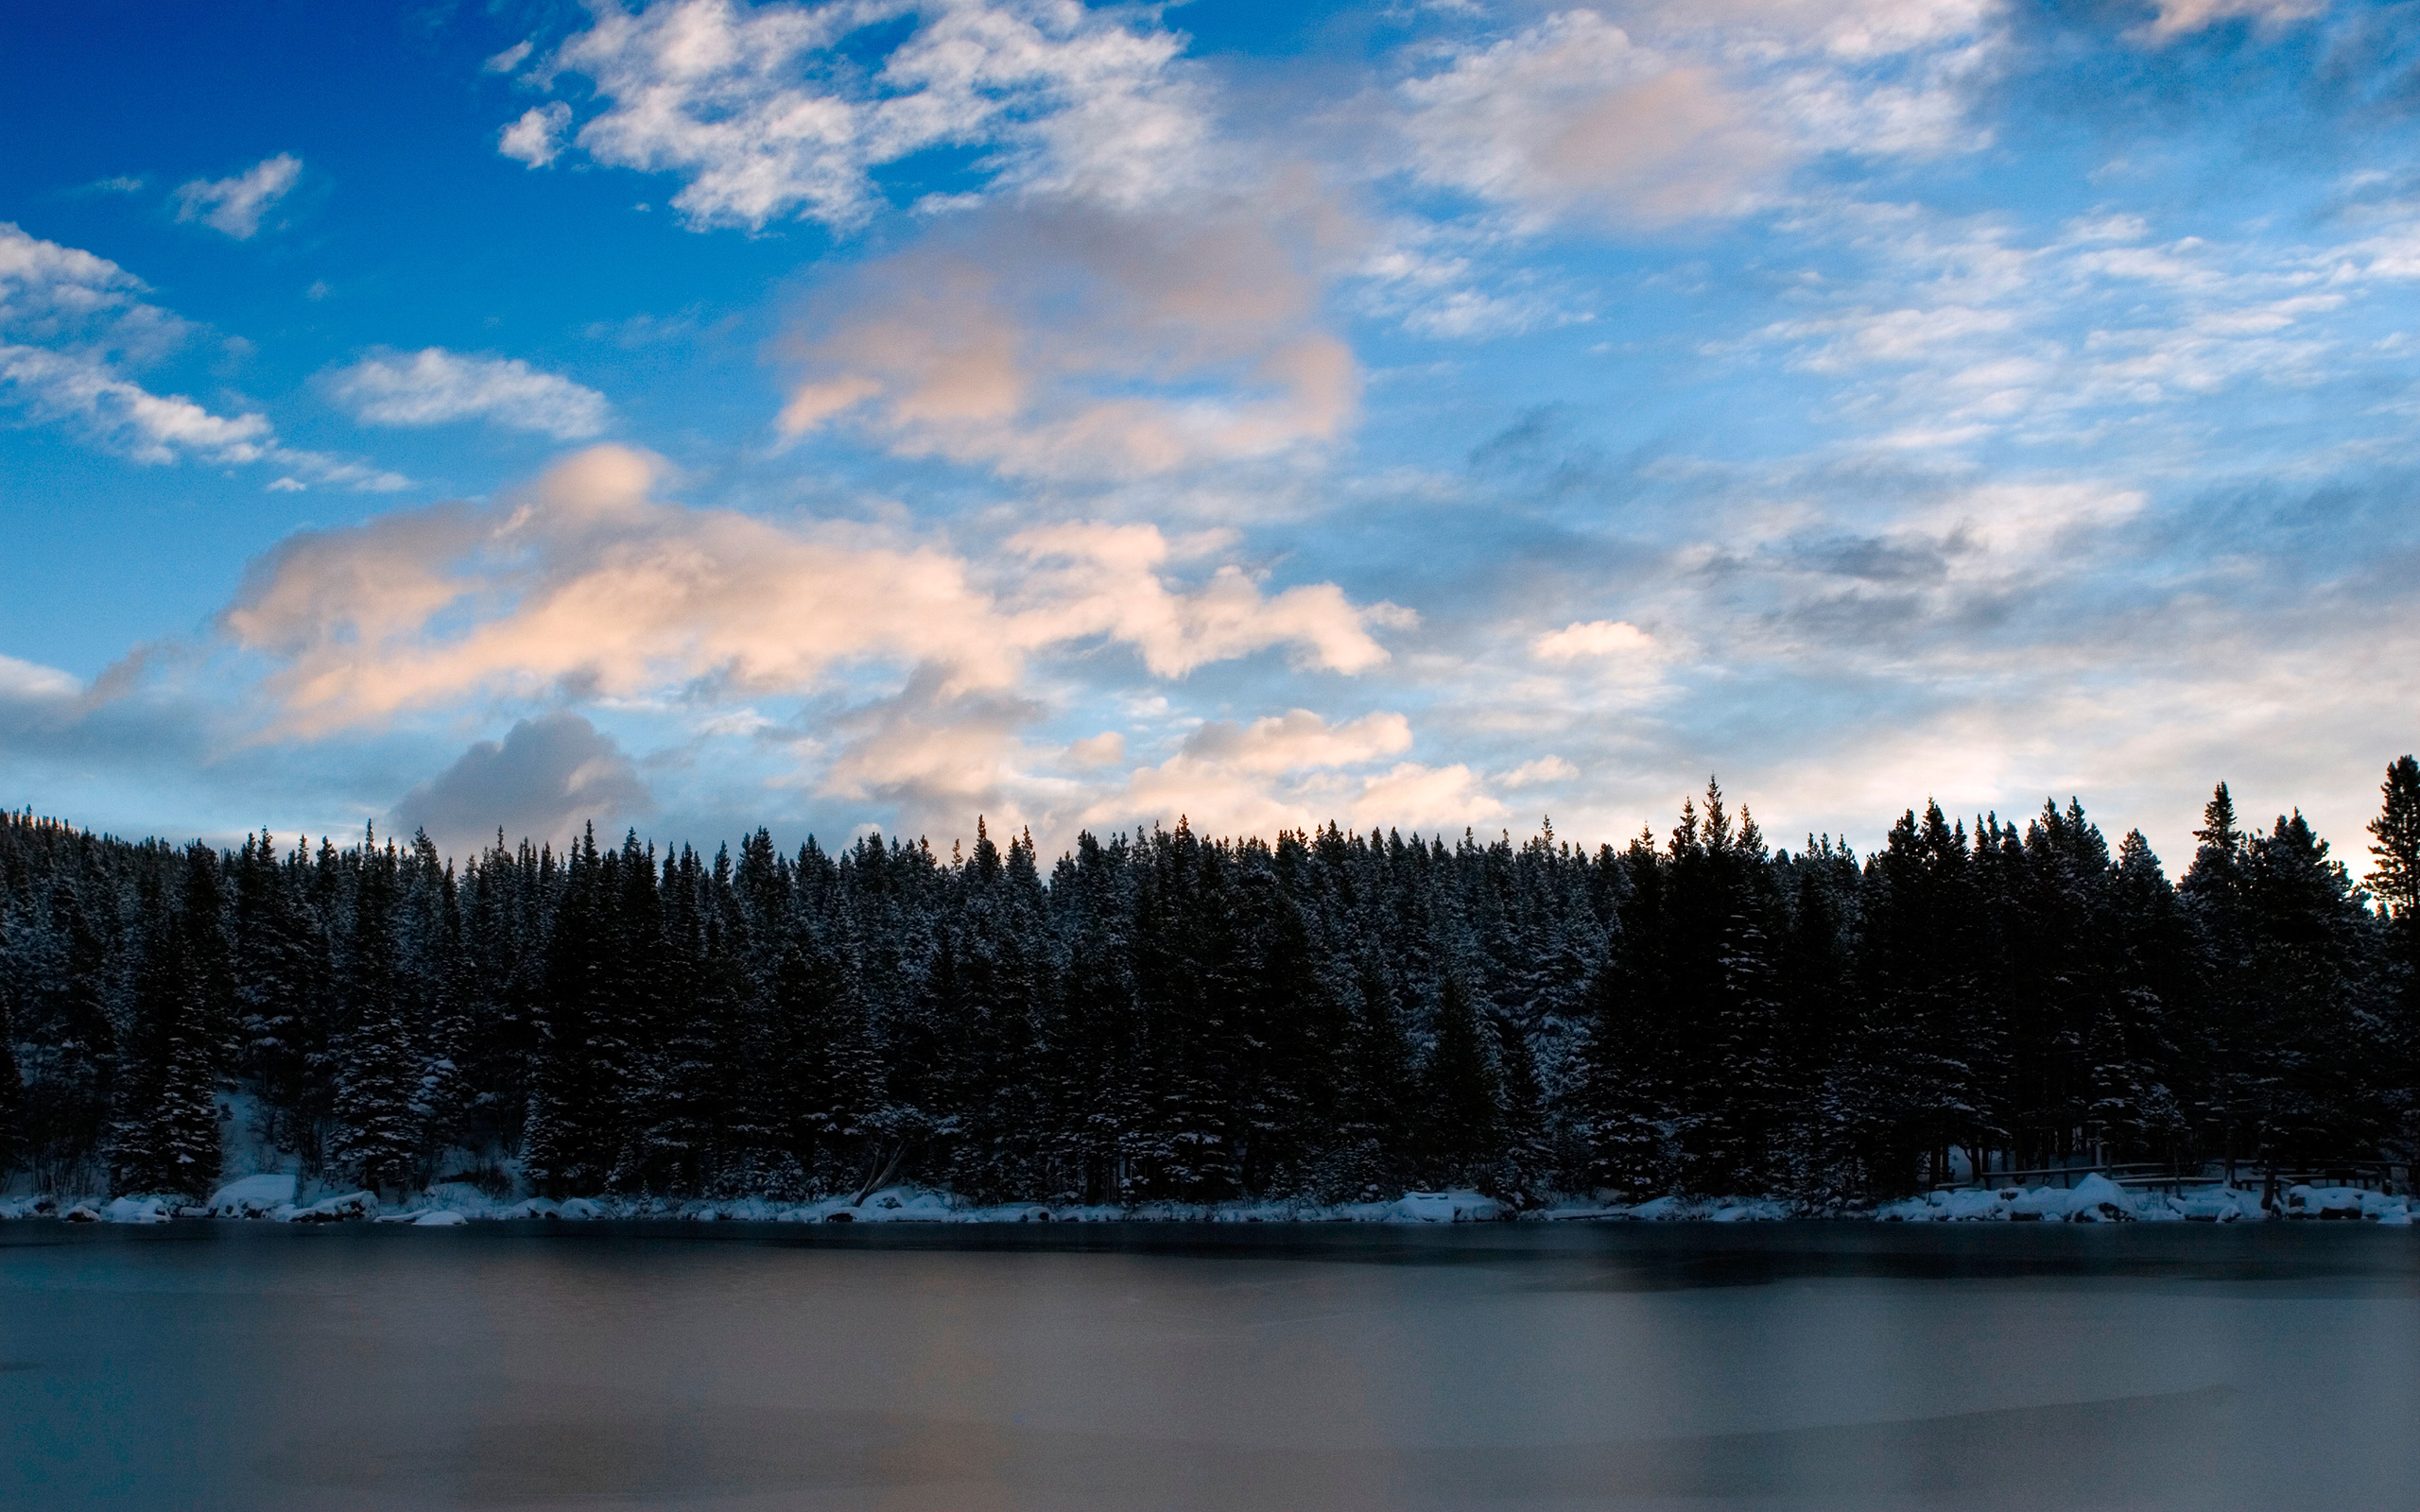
[1422,972,1501,1186]
[0,989,26,1177]
[329,839,418,1194]
[110,900,222,1199]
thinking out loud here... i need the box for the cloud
[0,653,79,707]
[499,103,572,168]
[2129,0,2326,43]
[485,40,534,74]
[171,153,302,239]
[1391,3,1994,231]
[1399,12,1786,227]
[1533,619,1652,660]
[520,0,1207,230]
[1177,709,1413,775]
[1082,708,1500,839]
[219,445,1407,735]
[330,349,612,438]
[1501,754,1577,786]
[0,223,403,489]
[779,193,1362,478]
[392,712,652,855]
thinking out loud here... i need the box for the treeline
[1,765,2415,1207]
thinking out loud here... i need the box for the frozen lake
[3,1220,2416,1511]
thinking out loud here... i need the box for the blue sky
[4,0,2416,866]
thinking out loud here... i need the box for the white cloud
[0,223,404,490]
[0,653,79,705]
[499,103,572,168]
[331,349,612,439]
[1533,619,1652,660]
[522,0,1208,230]
[1502,754,1578,786]
[172,153,302,239]
[485,40,534,74]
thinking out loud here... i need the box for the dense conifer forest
[2,764,2415,1209]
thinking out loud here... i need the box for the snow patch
[209,1173,298,1217]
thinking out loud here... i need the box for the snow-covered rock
[283,1191,379,1224]
[102,1196,170,1224]
[411,1209,468,1227]
[558,1197,604,1221]
[1389,1190,1502,1223]
[208,1173,298,1217]
[2168,1184,2263,1222]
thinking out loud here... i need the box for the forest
[1,763,2414,1210]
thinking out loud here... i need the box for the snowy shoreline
[5,1172,2411,1228]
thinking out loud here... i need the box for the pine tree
[2369,756,2420,922]
[2366,756,2420,1161]
[1422,972,1501,1185]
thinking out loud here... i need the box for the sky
[3,0,2417,869]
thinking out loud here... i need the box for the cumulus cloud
[779,193,1362,479]
[517,0,1207,230]
[219,445,1407,736]
[331,349,612,439]
[1533,619,1652,660]
[0,223,403,489]
[392,712,652,855]
[171,154,302,239]
[499,104,572,169]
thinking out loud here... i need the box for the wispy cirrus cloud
[171,153,302,239]
[0,223,403,490]
[330,348,612,439]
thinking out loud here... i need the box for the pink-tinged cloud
[221,446,1408,736]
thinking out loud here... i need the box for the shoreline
[5,1174,2411,1228]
